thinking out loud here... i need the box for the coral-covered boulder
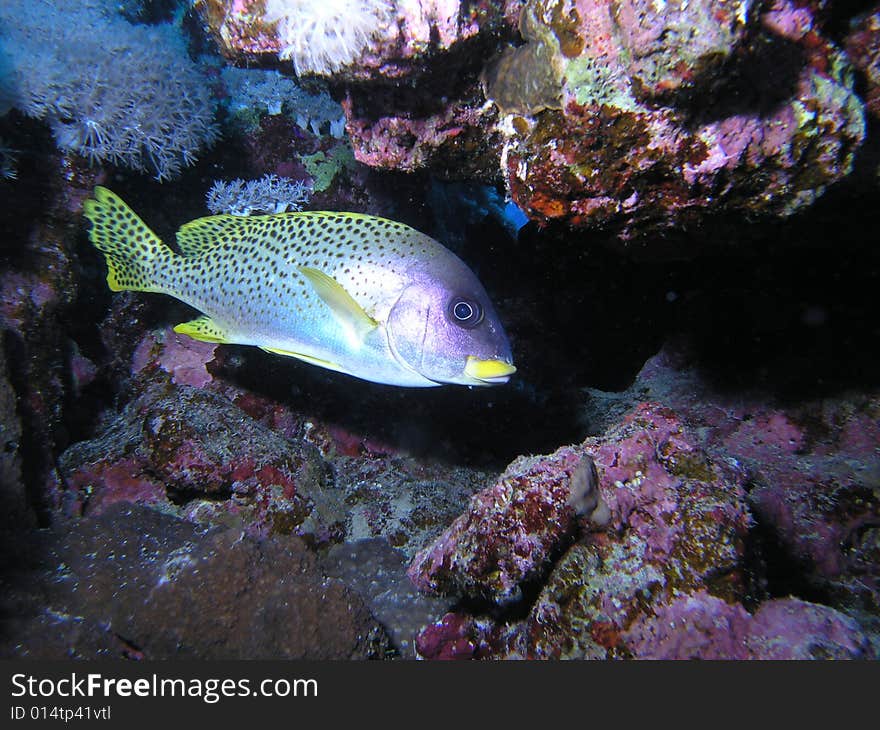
[592,343,880,614]
[196,0,501,79]
[408,449,606,602]
[59,380,342,542]
[494,0,866,235]
[2,504,389,659]
[409,403,751,620]
[846,4,880,120]
[622,591,873,659]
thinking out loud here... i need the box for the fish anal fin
[297,266,377,343]
[174,315,230,344]
[260,347,341,370]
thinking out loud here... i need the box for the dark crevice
[164,483,233,507]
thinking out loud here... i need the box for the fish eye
[448,297,483,328]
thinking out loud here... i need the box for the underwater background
[0,0,878,659]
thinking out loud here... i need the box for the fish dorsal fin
[173,315,230,343]
[297,266,378,344]
[175,214,266,257]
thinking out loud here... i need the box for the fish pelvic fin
[174,315,230,344]
[83,186,176,293]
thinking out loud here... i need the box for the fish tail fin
[83,186,177,293]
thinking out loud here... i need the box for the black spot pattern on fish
[84,189,447,354]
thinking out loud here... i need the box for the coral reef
[196,0,874,239]
[587,343,880,617]
[409,399,756,658]
[59,377,340,542]
[408,338,879,659]
[1,0,878,664]
[410,402,751,610]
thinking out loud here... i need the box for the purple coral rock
[199,0,490,79]
[623,591,873,659]
[612,0,752,98]
[459,403,754,659]
[501,0,866,235]
[589,403,751,576]
[589,342,880,613]
[132,327,217,388]
[845,5,880,119]
[622,591,753,659]
[745,598,873,659]
[407,448,603,602]
[409,400,751,623]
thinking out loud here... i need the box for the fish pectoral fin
[297,266,377,342]
[260,347,341,370]
[173,315,230,344]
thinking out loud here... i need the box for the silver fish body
[83,187,515,387]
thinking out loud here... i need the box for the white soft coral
[264,0,395,76]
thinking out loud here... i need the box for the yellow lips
[464,356,517,383]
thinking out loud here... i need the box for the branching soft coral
[264,0,395,76]
[0,0,218,181]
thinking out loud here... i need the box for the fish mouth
[464,356,517,384]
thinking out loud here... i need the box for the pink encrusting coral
[622,591,873,659]
[409,403,752,621]
[197,0,491,79]
[131,327,218,388]
[499,0,866,234]
[407,448,607,602]
[845,5,880,120]
[196,0,870,239]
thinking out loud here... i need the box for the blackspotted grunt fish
[83,187,515,387]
